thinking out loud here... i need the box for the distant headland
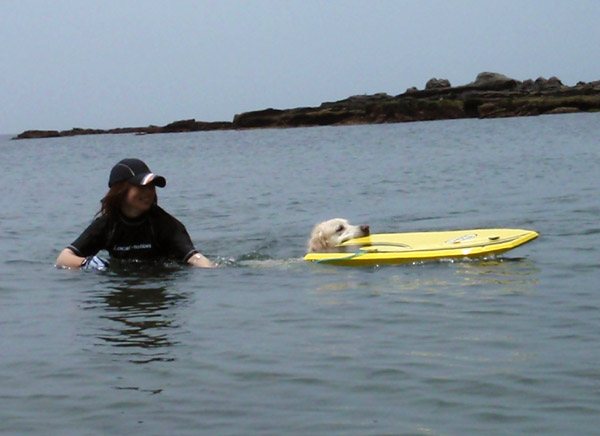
[13,72,600,140]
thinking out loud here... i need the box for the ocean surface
[1,114,599,436]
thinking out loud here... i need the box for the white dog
[307,218,370,252]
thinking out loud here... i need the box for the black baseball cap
[108,158,166,188]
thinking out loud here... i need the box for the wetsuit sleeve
[166,219,199,262]
[67,216,110,258]
[155,209,199,262]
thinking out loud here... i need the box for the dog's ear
[308,228,326,252]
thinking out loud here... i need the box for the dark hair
[97,182,157,218]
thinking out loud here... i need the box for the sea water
[1,113,599,435]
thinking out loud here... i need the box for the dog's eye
[336,225,345,233]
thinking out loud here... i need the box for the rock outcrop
[13,72,600,139]
[14,121,233,139]
[229,72,600,129]
[425,78,451,90]
[468,72,518,90]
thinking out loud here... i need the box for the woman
[56,158,214,269]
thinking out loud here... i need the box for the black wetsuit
[68,205,198,262]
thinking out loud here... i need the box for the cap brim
[130,173,166,188]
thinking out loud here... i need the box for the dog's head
[307,218,370,252]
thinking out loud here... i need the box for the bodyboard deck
[303,228,538,266]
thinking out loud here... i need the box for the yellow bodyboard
[303,228,538,266]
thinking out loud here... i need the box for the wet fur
[307,218,370,252]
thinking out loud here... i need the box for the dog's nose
[361,225,370,234]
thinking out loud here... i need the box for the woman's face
[121,184,156,217]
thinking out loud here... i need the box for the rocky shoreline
[13,72,600,139]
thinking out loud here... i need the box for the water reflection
[450,257,540,294]
[309,257,540,297]
[84,262,189,364]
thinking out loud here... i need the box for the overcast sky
[1,0,599,134]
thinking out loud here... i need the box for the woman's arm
[56,248,86,269]
[187,252,215,268]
